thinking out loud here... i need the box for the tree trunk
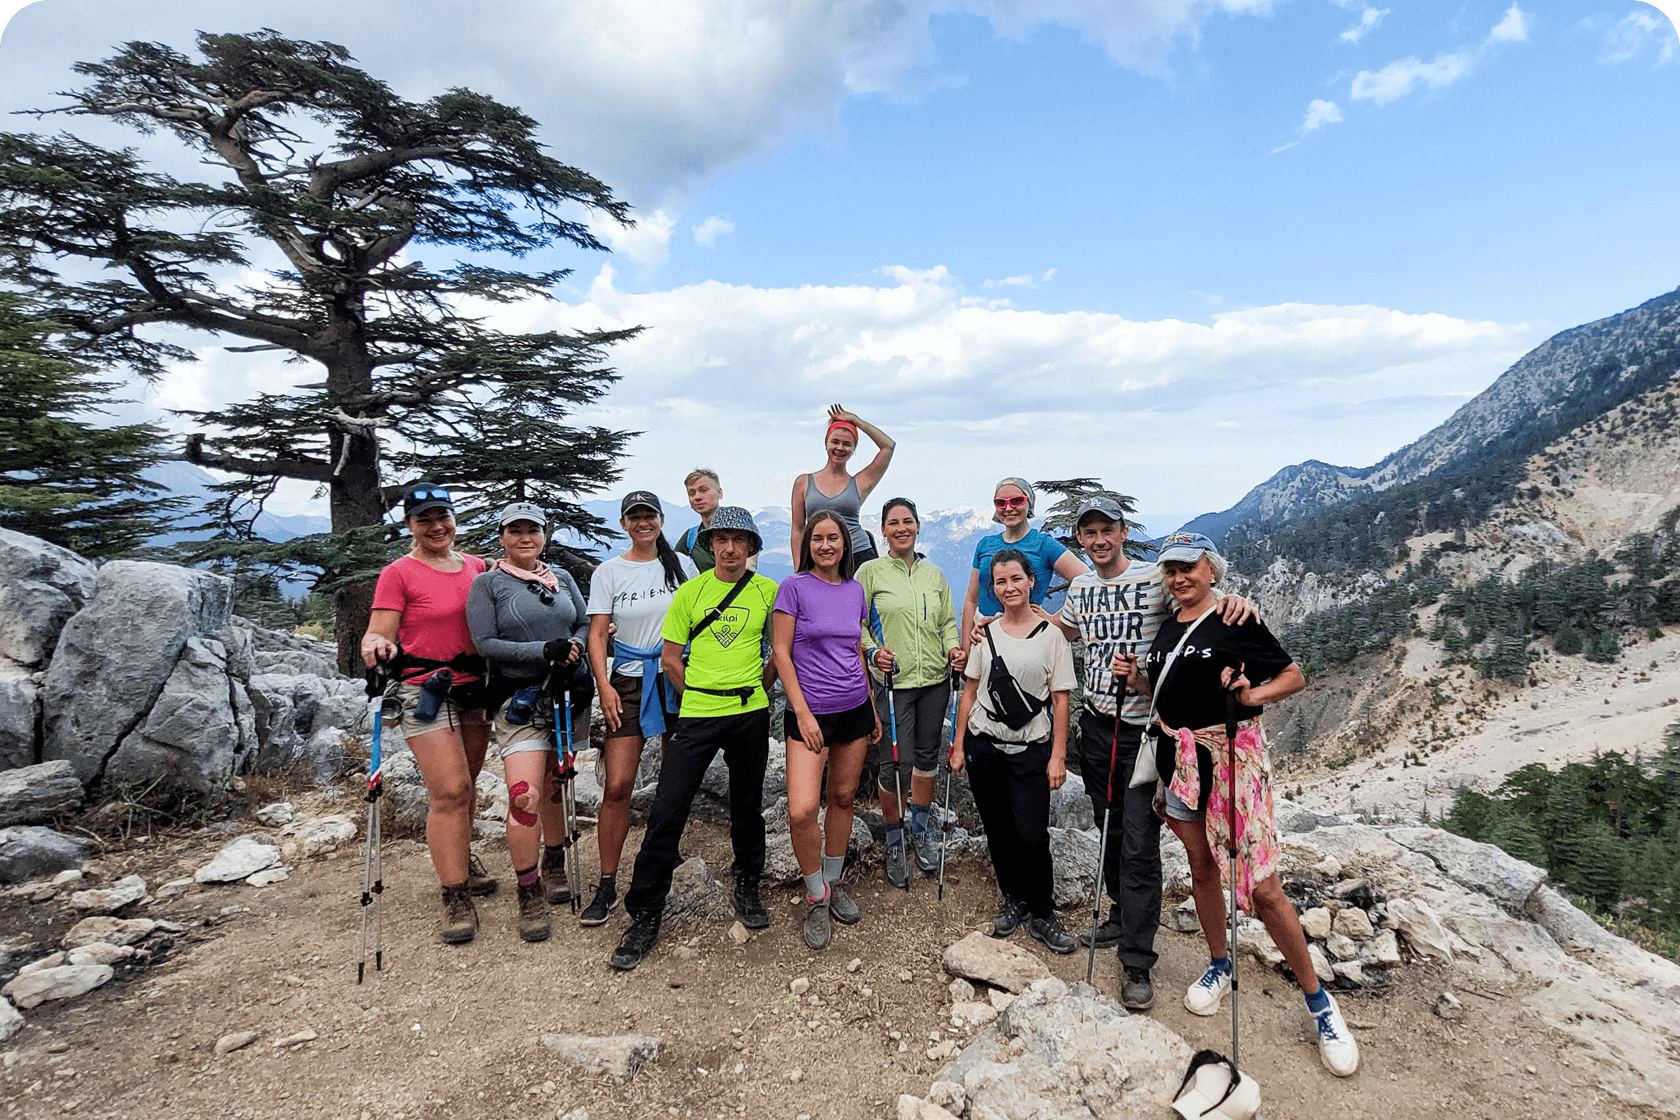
[325,308,390,674]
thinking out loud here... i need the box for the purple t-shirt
[773,572,869,715]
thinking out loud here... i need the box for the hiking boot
[1029,914,1076,955]
[466,852,498,897]
[732,877,770,930]
[1184,960,1233,1017]
[884,839,910,889]
[1121,966,1155,1011]
[1079,906,1123,949]
[992,896,1028,939]
[827,882,861,926]
[540,845,572,905]
[910,826,940,873]
[516,880,550,942]
[802,893,832,950]
[610,912,661,971]
[579,879,619,927]
[440,883,478,944]
[1314,993,1361,1077]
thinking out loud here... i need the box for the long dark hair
[797,510,856,579]
[654,531,688,590]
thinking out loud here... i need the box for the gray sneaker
[910,826,940,873]
[828,881,861,925]
[884,840,910,889]
[802,895,832,950]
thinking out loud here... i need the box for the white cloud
[692,216,736,247]
[600,209,677,269]
[1600,9,1678,65]
[981,267,1056,289]
[1302,98,1344,130]
[1339,6,1388,43]
[1350,52,1475,104]
[1488,4,1529,43]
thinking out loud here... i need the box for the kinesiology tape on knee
[507,780,538,826]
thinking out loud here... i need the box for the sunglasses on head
[993,496,1027,509]
[408,487,451,502]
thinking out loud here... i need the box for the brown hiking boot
[440,883,478,944]
[466,852,498,897]
[516,880,551,942]
[541,844,572,905]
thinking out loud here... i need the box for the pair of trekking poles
[355,658,586,983]
[873,646,963,898]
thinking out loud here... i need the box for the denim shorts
[1163,784,1205,823]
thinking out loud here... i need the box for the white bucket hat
[1171,1054,1261,1120]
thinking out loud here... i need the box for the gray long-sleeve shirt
[465,566,589,684]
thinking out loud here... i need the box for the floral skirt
[1167,719,1278,914]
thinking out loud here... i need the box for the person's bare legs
[597,734,646,876]
[786,740,828,877]
[407,727,474,885]
[1171,816,1229,959]
[1253,873,1321,995]
[503,748,549,872]
[822,736,869,860]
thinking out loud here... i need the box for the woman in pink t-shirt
[361,482,493,944]
[772,510,882,952]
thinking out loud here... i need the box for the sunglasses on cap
[993,496,1028,509]
[407,487,452,502]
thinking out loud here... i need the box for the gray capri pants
[875,682,950,790]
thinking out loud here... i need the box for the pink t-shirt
[372,553,487,681]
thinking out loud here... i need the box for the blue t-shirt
[972,528,1069,616]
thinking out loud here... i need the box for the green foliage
[1034,478,1150,565]
[0,299,180,555]
[1280,573,1445,675]
[1444,727,1680,945]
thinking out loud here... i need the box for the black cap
[621,490,662,517]
[402,482,454,518]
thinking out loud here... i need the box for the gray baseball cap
[1075,496,1127,526]
[498,502,548,530]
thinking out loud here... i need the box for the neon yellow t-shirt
[661,570,779,718]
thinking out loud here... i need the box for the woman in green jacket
[857,497,965,887]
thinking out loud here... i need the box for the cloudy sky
[3,0,1678,533]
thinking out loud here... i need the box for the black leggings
[966,732,1054,919]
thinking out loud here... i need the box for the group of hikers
[357,405,1360,1079]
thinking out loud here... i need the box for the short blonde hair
[684,468,720,490]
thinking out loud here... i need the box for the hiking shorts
[604,673,674,741]
[490,695,552,756]
[395,681,487,739]
[1163,785,1205,823]
[786,697,875,746]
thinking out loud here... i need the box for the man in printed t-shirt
[610,506,779,971]
[1045,498,1253,1012]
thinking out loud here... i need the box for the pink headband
[826,419,858,440]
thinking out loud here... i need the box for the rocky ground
[1,749,1678,1120]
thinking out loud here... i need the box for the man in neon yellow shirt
[611,506,779,970]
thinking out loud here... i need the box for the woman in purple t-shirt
[773,510,882,951]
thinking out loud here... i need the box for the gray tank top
[802,473,873,556]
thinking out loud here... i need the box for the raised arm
[831,406,896,500]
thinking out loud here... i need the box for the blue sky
[2,1,1677,534]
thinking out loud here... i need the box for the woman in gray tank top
[790,405,895,566]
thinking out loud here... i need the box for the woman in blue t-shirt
[960,477,1089,656]
[772,510,882,953]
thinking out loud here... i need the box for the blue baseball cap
[1157,531,1223,566]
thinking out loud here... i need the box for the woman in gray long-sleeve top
[466,502,590,942]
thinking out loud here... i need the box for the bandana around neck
[492,557,559,592]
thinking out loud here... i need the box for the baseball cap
[401,482,454,518]
[1157,531,1223,566]
[1171,1055,1260,1120]
[498,502,548,530]
[1075,496,1127,526]
[621,490,663,517]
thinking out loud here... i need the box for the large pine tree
[0,31,639,667]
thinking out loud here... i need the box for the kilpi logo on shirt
[710,607,750,648]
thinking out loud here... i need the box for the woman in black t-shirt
[1120,532,1359,1078]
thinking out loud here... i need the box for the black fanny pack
[981,622,1050,731]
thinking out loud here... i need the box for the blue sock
[1208,956,1232,975]
[1305,987,1331,1014]
[908,803,930,834]
[885,823,904,847]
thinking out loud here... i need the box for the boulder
[1047,773,1093,831]
[195,835,281,884]
[246,673,366,779]
[103,635,254,794]
[282,814,356,856]
[2,963,113,1009]
[0,997,22,1042]
[939,978,1193,1118]
[540,1033,664,1082]
[0,668,38,771]
[255,801,295,827]
[896,1097,961,1120]
[0,528,97,668]
[1047,826,1098,908]
[1300,906,1333,941]
[379,742,430,835]
[661,857,734,926]
[69,873,149,913]
[61,916,155,948]
[942,931,1053,993]
[0,760,84,826]
[1385,825,1547,911]
[0,825,86,882]
[42,561,235,785]
[66,942,134,966]
[1387,897,1454,963]
[1333,906,1375,940]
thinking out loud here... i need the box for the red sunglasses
[993,496,1027,509]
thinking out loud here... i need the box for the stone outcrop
[0,529,98,768]
[0,760,84,825]
[0,824,87,882]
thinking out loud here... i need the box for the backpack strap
[687,573,755,644]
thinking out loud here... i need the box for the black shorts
[786,698,875,745]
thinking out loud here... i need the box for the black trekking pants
[1078,709,1162,971]
[623,707,770,918]
[966,732,1055,920]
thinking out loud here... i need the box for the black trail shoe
[1079,906,1124,949]
[733,878,770,930]
[1121,966,1155,1010]
[992,896,1028,939]
[610,913,661,971]
[1029,914,1077,955]
[579,879,619,927]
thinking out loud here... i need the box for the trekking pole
[884,666,909,891]
[1086,673,1127,985]
[1225,686,1241,1071]
[559,685,583,914]
[357,662,389,984]
[937,670,960,902]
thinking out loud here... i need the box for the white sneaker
[1313,994,1360,1077]
[1184,960,1232,1017]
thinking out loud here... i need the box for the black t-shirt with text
[1145,611,1294,730]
